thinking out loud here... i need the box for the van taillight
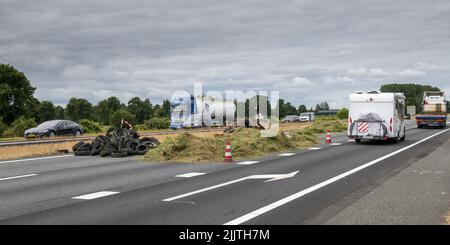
[349,117,352,125]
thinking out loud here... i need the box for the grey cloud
[1,0,450,108]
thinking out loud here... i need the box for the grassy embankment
[0,127,233,161]
[144,117,347,162]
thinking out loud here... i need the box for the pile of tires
[73,128,160,158]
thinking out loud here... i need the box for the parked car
[299,112,315,122]
[282,115,299,123]
[24,120,84,138]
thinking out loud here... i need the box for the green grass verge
[144,117,347,163]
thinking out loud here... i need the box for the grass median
[144,117,347,163]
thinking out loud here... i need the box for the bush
[79,119,103,133]
[0,117,7,137]
[110,109,136,128]
[3,117,36,137]
[337,108,349,119]
[143,117,170,130]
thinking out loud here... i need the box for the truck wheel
[355,138,361,143]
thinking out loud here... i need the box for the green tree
[320,101,330,110]
[161,99,171,117]
[380,83,441,113]
[0,64,36,124]
[277,99,287,119]
[96,96,122,124]
[55,105,65,119]
[3,116,36,137]
[337,108,349,119]
[110,109,136,127]
[38,101,56,123]
[66,97,93,122]
[127,97,153,124]
[298,105,307,113]
[0,117,7,136]
[314,104,321,112]
[285,102,298,115]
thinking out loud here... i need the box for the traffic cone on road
[224,138,233,162]
[325,130,332,144]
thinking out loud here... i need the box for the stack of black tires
[73,128,160,157]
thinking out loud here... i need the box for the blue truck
[416,91,447,128]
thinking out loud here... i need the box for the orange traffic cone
[224,139,233,162]
[325,130,332,144]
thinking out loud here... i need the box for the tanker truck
[169,95,236,129]
[416,91,447,128]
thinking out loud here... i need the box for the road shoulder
[325,138,450,225]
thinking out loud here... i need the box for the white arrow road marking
[0,173,38,181]
[163,171,300,202]
[278,153,295,156]
[236,161,259,165]
[176,172,206,178]
[224,128,450,225]
[72,191,119,200]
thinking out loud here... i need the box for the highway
[0,123,449,225]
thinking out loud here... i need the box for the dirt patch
[0,141,76,160]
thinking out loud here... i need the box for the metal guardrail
[0,128,226,147]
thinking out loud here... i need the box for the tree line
[380,83,448,113]
[1,63,340,136]
[0,64,172,136]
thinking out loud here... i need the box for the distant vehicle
[24,120,83,138]
[170,95,236,129]
[405,113,411,120]
[299,112,315,122]
[282,115,299,123]
[415,91,447,128]
[348,91,406,143]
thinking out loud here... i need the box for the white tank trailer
[170,95,236,129]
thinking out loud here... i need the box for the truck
[170,95,236,129]
[348,91,406,143]
[415,91,447,128]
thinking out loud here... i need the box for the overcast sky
[1,0,449,108]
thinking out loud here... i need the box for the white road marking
[236,161,259,165]
[0,173,38,181]
[164,171,299,202]
[347,139,355,142]
[0,155,73,164]
[72,191,119,200]
[278,153,295,156]
[330,143,342,146]
[224,128,450,225]
[176,172,206,178]
[308,147,321,150]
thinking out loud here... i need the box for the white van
[299,112,315,122]
[348,91,406,143]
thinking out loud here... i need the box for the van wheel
[401,129,406,141]
[355,138,361,143]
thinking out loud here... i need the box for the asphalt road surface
[0,122,449,225]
